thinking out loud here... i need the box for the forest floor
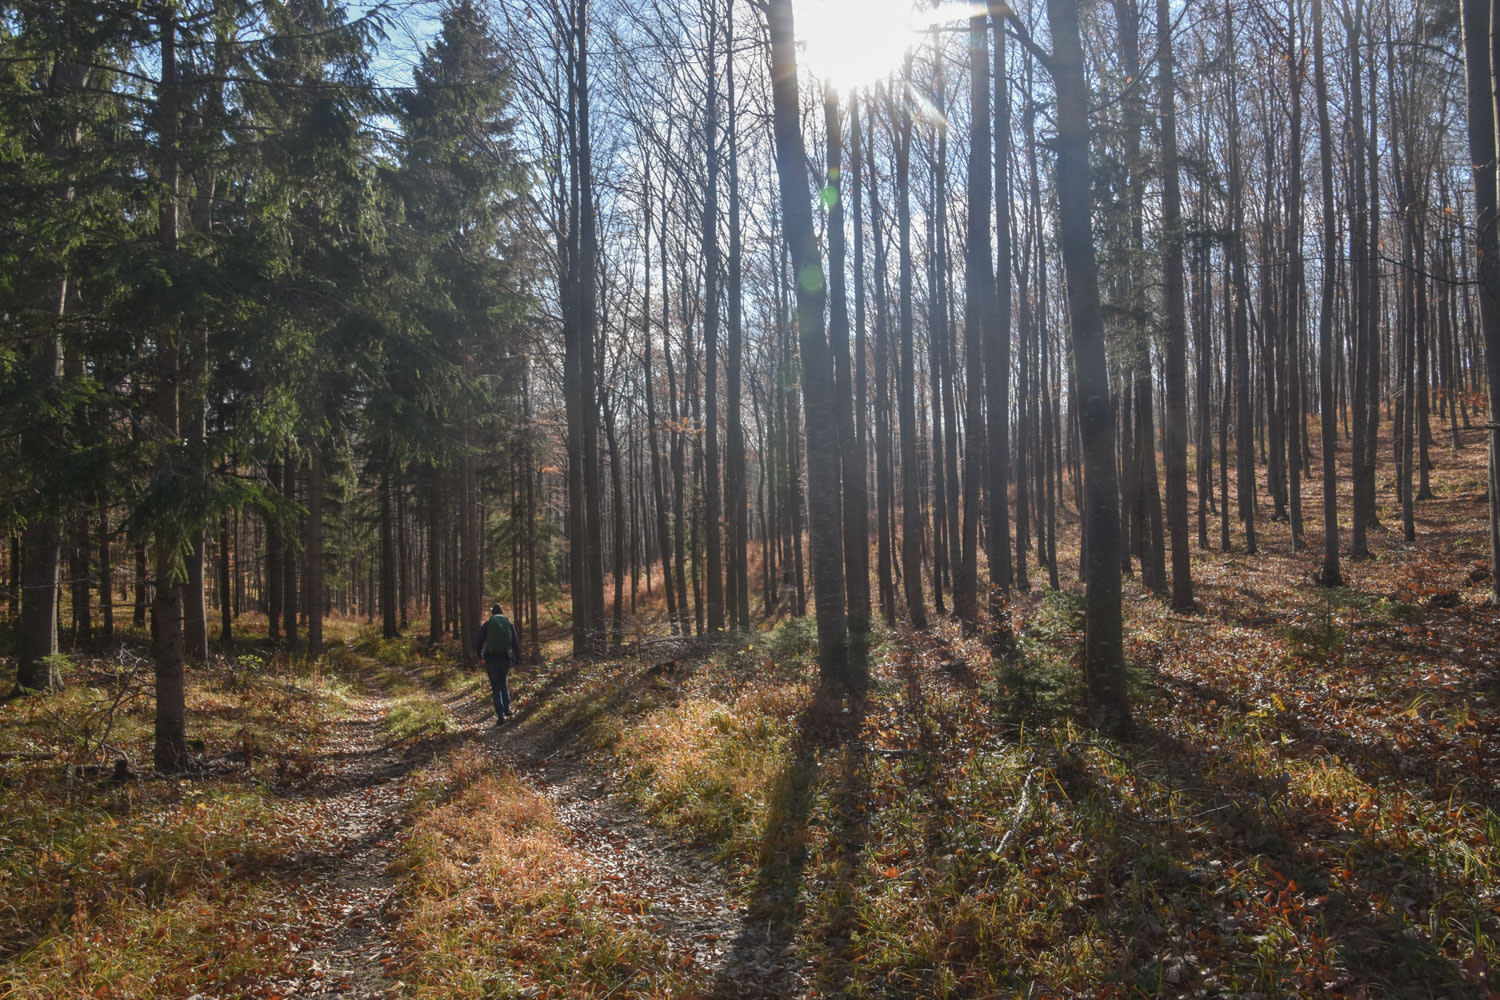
[1,432,1499,999]
[0,632,804,998]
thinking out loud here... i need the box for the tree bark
[989,8,1014,606]
[701,10,724,635]
[1227,2,1257,555]
[1157,0,1193,610]
[308,442,325,657]
[896,56,926,630]
[826,85,869,683]
[1316,0,1343,586]
[957,13,990,626]
[153,9,188,772]
[725,0,751,630]
[767,0,850,692]
[1046,0,1131,737]
[381,471,398,638]
[868,96,897,626]
[1481,0,1500,598]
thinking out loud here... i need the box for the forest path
[489,684,807,998]
[251,654,802,999]
[248,665,432,999]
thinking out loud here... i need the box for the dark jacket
[475,614,521,663]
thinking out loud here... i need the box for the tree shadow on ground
[1052,675,1488,997]
[707,684,868,999]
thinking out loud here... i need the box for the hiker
[475,602,521,725]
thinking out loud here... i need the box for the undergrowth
[0,634,429,998]
[519,566,1499,999]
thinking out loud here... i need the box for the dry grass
[388,744,710,999]
[0,650,357,998]
[512,429,1500,998]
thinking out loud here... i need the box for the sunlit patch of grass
[391,744,708,999]
[615,683,804,865]
[384,695,454,742]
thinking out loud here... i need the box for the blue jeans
[483,657,512,719]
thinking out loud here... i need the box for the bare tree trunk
[1286,3,1308,551]
[767,0,850,691]
[604,394,626,649]
[266,457,283,644]
[381,471,398,638]
[955,11,990,626]
[868,99,897,626]
[153,9,188,772]
[1316,0,1344,586]
[1157,0,1193,610]
[1466,0,1500,597]
[701,11,724,635]
[926,56,950,614]
[725,0,751,630]
[989,8,1014,607]
[895,57,926,630]
[850,95,874,635]
[100,507,115,644]
[283,457,299,647]
[308,442,325,657]
[427,467,442,644]
[1227,2,1257,555]
[218,513,232,643]
[826,86,869,683]
[1047,0,1131,737]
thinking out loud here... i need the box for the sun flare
[792,0,923,91]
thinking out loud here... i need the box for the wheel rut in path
[490,714,808,998]
[246,663,806,998]
[250,679,425,1000]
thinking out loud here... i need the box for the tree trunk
[153,9,187,772]
[428,467,443,644]
[100,506,114,644]
[896,56,926,630]
[1157,0,1193,610]
[308,442,325,657]
[1047,0,1131,737]
[1483,0,1500,597]
[381,471,398,638]
[956,12,990,626]
[1227,3,1257,555]
[604,395,626,649]
[767,0,850,692]
[926,57,950,614]
[701,11,724,635]
[868,97,897,626]
[725,0,751,630]
[850,95,874,635]
[989,8,1014,607]
[826,86,870,684]
[218,513,232,643]
[1286,5,1308,551]
[266,458,283,644]
[1316,0,1343,586]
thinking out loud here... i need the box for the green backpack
[483,614,513,659]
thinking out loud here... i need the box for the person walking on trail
[475,602,521,725]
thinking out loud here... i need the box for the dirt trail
[252,684,419,1000]
[496,727,805,997]
[248,663,803,999]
